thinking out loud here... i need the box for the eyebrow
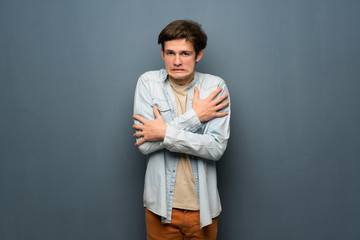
[165,50,193,54]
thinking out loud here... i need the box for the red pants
[146,208,218,240]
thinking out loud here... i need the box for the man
[132,20,230,240]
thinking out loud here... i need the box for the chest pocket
[154,99,173,122]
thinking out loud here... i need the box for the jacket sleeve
[133,76,205,155]
[162,82,231,161]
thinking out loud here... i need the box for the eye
[166,51,174,55]
[182,52,190,56]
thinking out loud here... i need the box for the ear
[161,48,165,61]
[195,49,204,63]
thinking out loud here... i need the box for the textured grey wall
[1,0,360,239]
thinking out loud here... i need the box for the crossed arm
[132,86,230,147]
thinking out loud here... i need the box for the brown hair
[158,20,207,56]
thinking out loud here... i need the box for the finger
[153,105,161,119]
[207,87,222,100]
[214,100,230,111]
[133,114,147,123]
[132,124,145,132]
[213,93,229,104]
[135,138,146,146]
[132,123,143,129]
[215,111,229,117]
[133,131,144,138]
[194,87,199,99]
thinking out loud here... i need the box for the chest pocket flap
[153,100,173,121]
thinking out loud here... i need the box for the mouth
[171,69,186,72]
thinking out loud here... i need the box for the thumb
[153,105,161,118]
[194,87,199,99]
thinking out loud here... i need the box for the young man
[132,20,230,240]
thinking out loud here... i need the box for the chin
[171,76,189,81]
[169,73,185,79]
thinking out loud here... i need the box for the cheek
[185,60,196,68]
[164,58,173,66]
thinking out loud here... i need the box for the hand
[132,106,167,146]
[192,87,230,122]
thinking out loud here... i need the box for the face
[161,38,204,85]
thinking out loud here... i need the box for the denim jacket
[133,69,230,228]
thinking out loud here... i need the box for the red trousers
[146,208,218,240]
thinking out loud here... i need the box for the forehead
[163,38,195,51]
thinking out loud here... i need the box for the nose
[174,54,182,66]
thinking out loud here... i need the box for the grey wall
[1,0,360,239]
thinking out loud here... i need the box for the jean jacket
[133,69,230,228]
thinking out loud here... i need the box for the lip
[171,69,186,72]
